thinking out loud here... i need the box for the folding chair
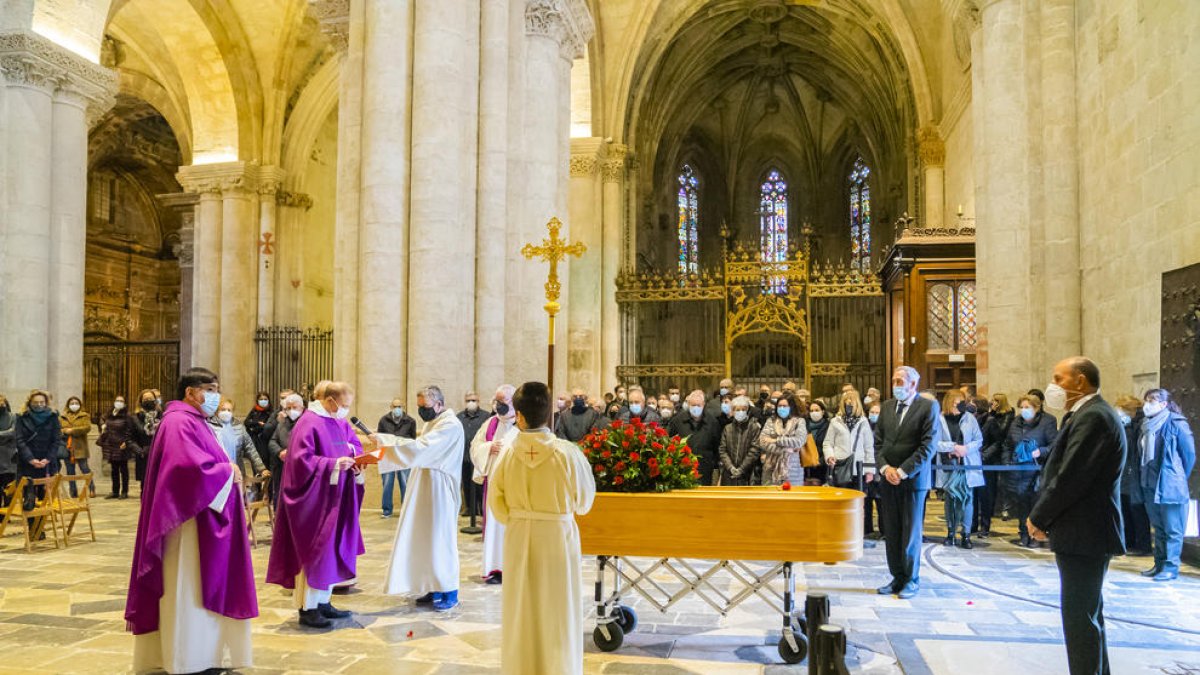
[0,476,64,552]
[245,473,273,548]
[54,473,97,546]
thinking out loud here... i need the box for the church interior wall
[298,106,337,329]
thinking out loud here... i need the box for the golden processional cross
[521,216,586,393]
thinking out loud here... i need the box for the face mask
[30,402,47,412]
[809,411,824,422]
[392,407,404,417]
[113,401,126,411]
[670,394,680,403]
[777,407,791,419]
[661,410,674,419]
[466,401,479,412]
[334,406,350,420]
[616,392,626,401]
[720,402,731,416]
[419,406,437,422]
[68,403,80,413]
[719,387,729,396]
[844,405,854,417]
[1020,407,1035,421]
[689,405,704,418]
[557,399,567,410]
[733,410,748,423]
[142,400,156,411]
[956,401,968,414]
[759,391,770,401]
[201,391,221,416]
[629,403,643,416]
[1118,413,1131,426]
[863,396,873,405]
[869,413,879,424]
[218,410,233,423]
[892,386,909,401]
[1043,383,1068,410]
[155,397,163,406]
[647,401,657,410]
[1143,401,1166,418]
[287,408,301,421]
[494,401,510,416]
[572,398,588,413]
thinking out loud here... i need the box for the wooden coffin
[576,486,864,563]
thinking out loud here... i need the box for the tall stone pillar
[0,31,115,397]
[567,138,603,395]
[600,144,626,392]
[255,170,284,328]
[406,0,480,402]
[508,0,594,389]
[474,0,512,395]
[917,127,946,230]
[273,189,312,326]
[187,188,224,369]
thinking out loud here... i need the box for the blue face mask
[201,391,221,417]
[720,402,731,416]
[1118,413,1131,426]
[777,407,791,419]
[1020,407,1035,421]
[869,413,879,424]
[892,386,909,401]
[629,404,643,416]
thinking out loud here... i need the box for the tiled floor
[1,488,1198,674]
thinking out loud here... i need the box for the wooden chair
[54,473,97,546]
[0,475,64,552]
[245,473,273,547]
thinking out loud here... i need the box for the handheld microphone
[349,416,373,436]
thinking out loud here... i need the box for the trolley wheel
[615,605,638,634]
[778,630,808,665]
[593,623,625,652]
[794,616,808,636]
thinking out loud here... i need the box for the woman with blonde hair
[1002,393,1058,547]
[15,390,62,516]
[936,389,984,548]
[758,393,807,485]
[59,396,94,497]
[823,389,874,488]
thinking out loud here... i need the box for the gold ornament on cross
[521,216,586,391]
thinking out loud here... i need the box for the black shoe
[299,608,331,628]
[978,530,990,539]
[1141,565,1163,578]
[318,602,351,619]
[485,572,502,585]
[104,493,119,500]
[943,535,955,547]
[119,494,129,500]
[960,534,974,549]
[896,581,920,599]
[414,592,436,605]
[876,581,898,595]
[1019,534,1031,548]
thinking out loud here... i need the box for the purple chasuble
[125,401,258,634]
[266,410,365,591]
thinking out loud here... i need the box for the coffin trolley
[577,485,863,664]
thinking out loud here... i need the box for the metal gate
[254,326,334,397]
[1160,262,1200,564]
[83,338,180,424]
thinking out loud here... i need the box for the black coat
[15,411,63,478]
[0,408,16,475]
[981,410,1015,464]
[244,406,273,455]
[668,411,722,467]
[872,396,939,491]
[1029,396,1126,556]
[458,408,490,474]
[98,413,140,463]
[378,411,417,439]
[555,407,609,442]
[1002,411,1058,465]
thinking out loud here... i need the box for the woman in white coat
[823,389,875,488]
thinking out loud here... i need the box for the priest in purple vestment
[127,367,258,674]
[267,380,366,628]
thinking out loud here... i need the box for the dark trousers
[110,460,129,496]
[697,455,716,486]
[863,480,884,535]
[64,459,93,497]
[975,471,999,532]
[269,454,283,504]
[462,466,482,521]
[1119,493,1151,553]
[1055,552,1111,675]
[1007,471,1039,537]
[879,481,927,586]
[1143,497,1188,573]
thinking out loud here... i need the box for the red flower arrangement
[579,417,699,492]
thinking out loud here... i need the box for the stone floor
[1,488,1198,674]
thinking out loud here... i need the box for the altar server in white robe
[470,384,518,583]
[489,381,597,675]
[373,385,465,611]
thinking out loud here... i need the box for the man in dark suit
[1028,357,1125,675]
[873,366,939,599]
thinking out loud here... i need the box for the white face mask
[217,410,233,423]
[863,396,873,405]
[1043,383,1068,410]
[334,406,350,420]
[1143,401,1166,418]
[670,394,680,403]
[113,401,125,411]
[258,399,269,408]
[68,403,80,413]
[809,410,824,422]
[466,401,479,412]
[733,410,748,423]
[287,408,302,421]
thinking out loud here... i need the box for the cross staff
[521,216,586,394]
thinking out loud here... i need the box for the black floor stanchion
[805,593,830,674]
[814,624,851,674]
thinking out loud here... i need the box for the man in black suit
[1028,357,1125,675]
[873,365,939,599]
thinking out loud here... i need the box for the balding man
[555,388,609,442]
[1028,358,1125,675]
[668,390,722,485]
[873,366,939,600]
[618,386,662,425]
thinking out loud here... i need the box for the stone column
[273,190,312,326]
[600,143,626,392]
[917,126,946,230]
[567,139,602,395]
[256,169,284,328]
[0,31,115,396]
[406,0,480,401]
[188,188,224,368]
[474,0,512,394]
[220,182,260,405]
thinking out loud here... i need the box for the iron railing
[254,326,334,397]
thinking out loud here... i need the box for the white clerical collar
[1070,392,1099,413]
[308,400,333,418]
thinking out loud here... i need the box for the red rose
[629,452,641,462]
[649,467,660,478]
[657,428,668,437]
[683,447,693,455]
[691,469,700,478]
[638,435,647,444]
[647,457,659,468]
[651,442,663,450]
[594,464,604,474]
[614,476,625,485]
[624,427,635,437]
[601,450,611,459]
[611,420,622,429]
[615,461,626,471]
[665,457,674,466]
[592,442,601,450]
[622,441,630,449]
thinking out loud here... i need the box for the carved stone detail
[0,31,117,117]
[917,126,945,167]
[601,159,625,183]
[177,162,286,197]
[308,0,350,53]
[525,0,595,60]
[277,190,314,209]
[569,155,597,177]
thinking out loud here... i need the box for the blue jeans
[65,459,93,497]
[1142,490,1187,573]
[381,469,409,516]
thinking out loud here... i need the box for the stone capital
[177,161,272,196]
[917,126,945,167]
[276,190,314,209]
[525,0,595,60]
[0,31,117,111]
[308,0,350,53]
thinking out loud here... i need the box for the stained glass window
[759,169,788,293]
[677,164,700,276]
[926,280,978,353]
[849,156,871,273]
